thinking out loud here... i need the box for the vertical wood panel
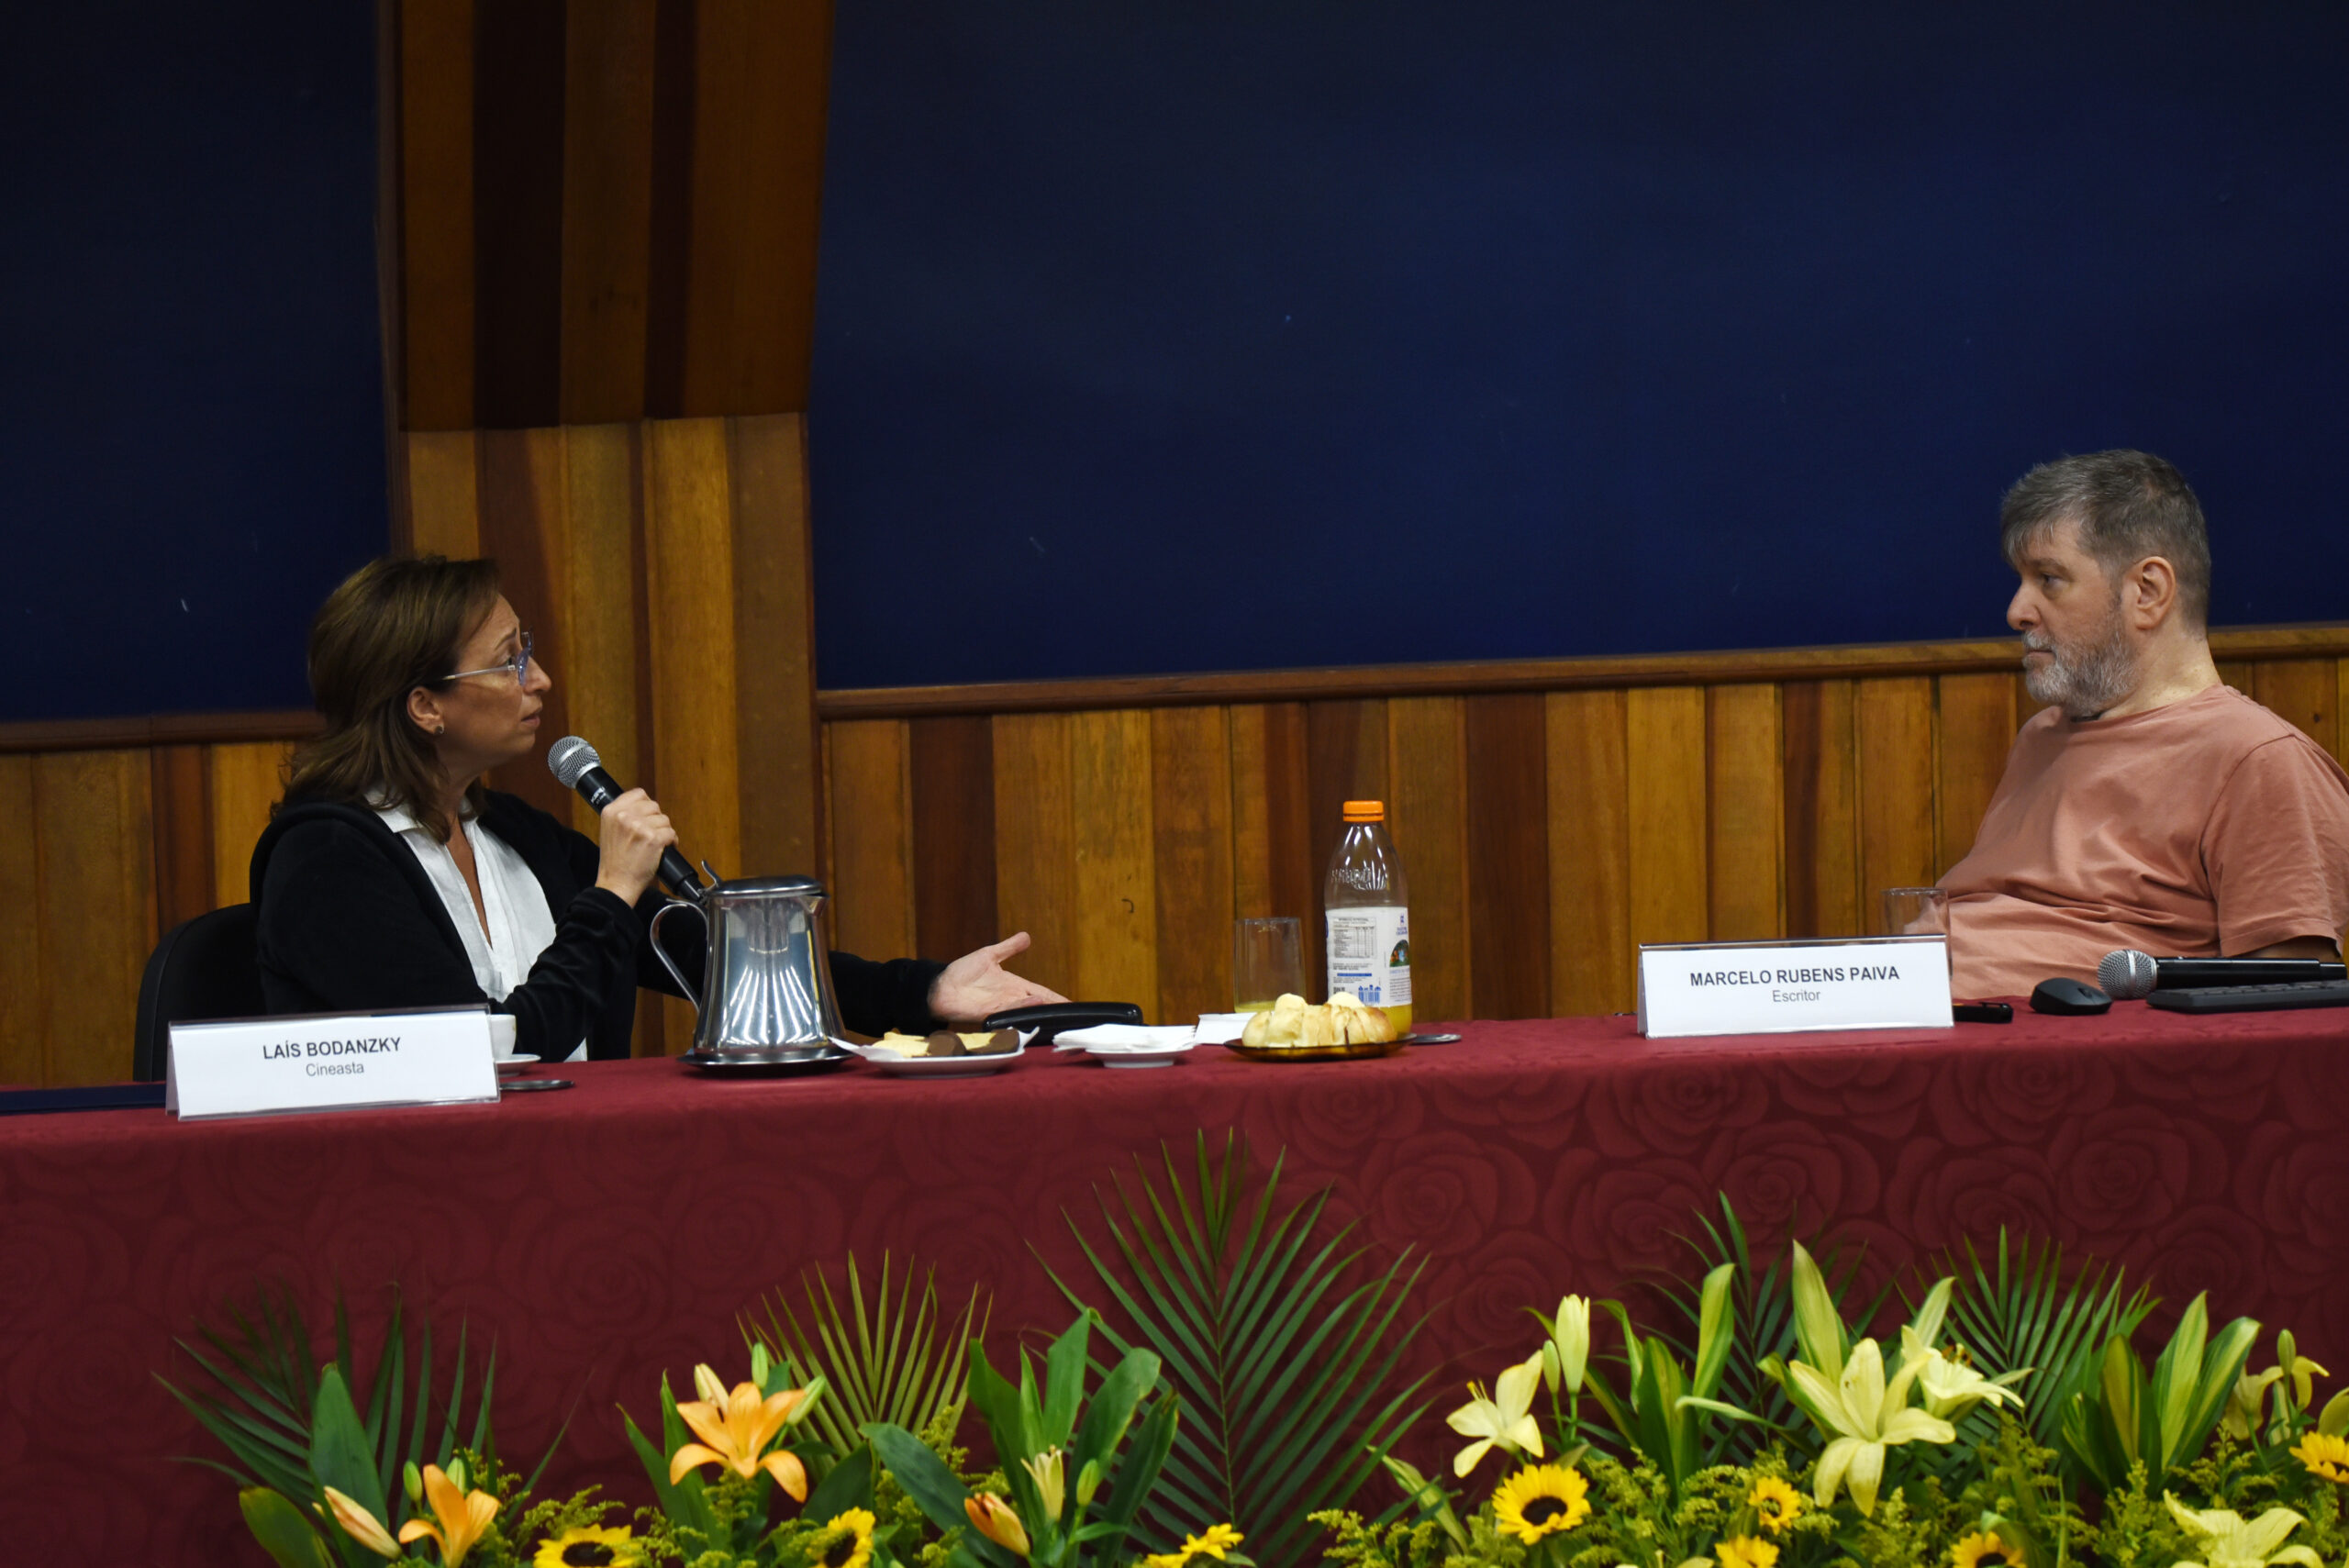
[472,0,569,428]
[405,429,483,557]
[1149,706,1234,1023]
[680,0,833,414]
[2217,661,2257,696]
[1228,705,1275,919]
[729,415,822,877]
[1855,677,1936,923]
[1708,684,1783,941]
[1304,698,1387,993]
[401,0,475,429]
[1464,694,1551,1019]
[209,744,290,910]
[475,428,576,821]
[1625,686,1709,949]
[1387,696,1469,1021]
[908,717,998,964]
[1935,673,2017,877]
[992,712,1076,1001]
[559,0,658,424]
[561,423,647,836]
[0,755,47,1084]
[1070,710,1157,1015]
[2254,660,2339,755]
[36,752,153,1084]
[150,744,215,932]
[641,417,741,878]
[1782,680,1859,939]
[827,720,914,966]
[1546,691,1631,1016]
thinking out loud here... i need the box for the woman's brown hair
[277,554,503,842]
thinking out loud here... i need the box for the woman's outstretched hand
[930,931,1068,1026]
[592,787,677,905]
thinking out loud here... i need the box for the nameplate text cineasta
[166,1006,500,1120]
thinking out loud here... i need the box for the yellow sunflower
[1716,1536,1778,1568]
[2294,1431,2349,1484]
[533,1525,638,1567]
[1493,1464,1592,1544]
[1951,1530,2021,1568]
[1748,1475,1804,1536]
[1143,1523,1246,1568]
[811,1508,877,1568]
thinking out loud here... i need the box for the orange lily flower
[669,1380,810,1500]
[397,1463,500,1568]
[965,1492,1031,1557]
[322,1486,401,1558]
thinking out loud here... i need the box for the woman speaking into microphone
[250,555,1063,1060]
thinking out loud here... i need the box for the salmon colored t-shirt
[1940,683,2349,999]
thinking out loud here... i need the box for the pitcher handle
[649,898,705,1009]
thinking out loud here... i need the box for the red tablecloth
[6,1004,2349,1562]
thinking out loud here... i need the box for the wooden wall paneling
[559,422,648,836]
[1624,686,1709,949]
[1303,698,1389,990]
[1934,673,2017,877]
[150,744,215,933]
[1781,680,1859,939]
[35,751,154,1084]
[472,0,569,429]
[1227,705,1275,919]
[0,755,47,1084]
[1386,696,1469,1021]
[210,743,292,910]
[729,415,823,878]
[2217,661,2256,695]
[907,717,998,964]
[1148,706,1235,1024]
[406,429,484,556]
[826,720,915,973]
[1464,694,1552,1019]
[1707,684,1784,942]
[1854,677,1936,925]
[679,0,834,414]
[1545,690,1632,1016]
[991,712,1077,1000]
[1069,710,1159,1016]
[401,0,476,429]
[1230,703,1318,948]
[2254,660,2339,755]
[475,428,577,822]
[559,0,658,424]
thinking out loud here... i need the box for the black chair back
[132,904,264,1082]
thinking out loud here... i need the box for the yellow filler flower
[1716,1537,1779,1568]
[1494,1464,1591,1544]
[1748,1476,1804,1536]
[534,1524,639,1566]
[322,1486,402,1558]
[2165,1495,2322,1568]
[1447,1350,1546,1477]
[810,1508,877,1568]
[2293,1430,2349,1484]
[398,1463,501,1568]
[669,1380,811,1500]
[1144,1524,1246,1568]
[965,1492,1032,1557]
[1950,1530,2021,1568]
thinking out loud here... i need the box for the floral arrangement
[1315,1236,2349,1568]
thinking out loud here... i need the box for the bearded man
[1938,450,2349,998]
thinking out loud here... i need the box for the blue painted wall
[808,2,2349,689]
[0,1,386,723]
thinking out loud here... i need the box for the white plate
[495,1054,541,1074]
[1056,1023,1196,1068]
[1193,1013,1254,1044]
[835,1035,1027,1077]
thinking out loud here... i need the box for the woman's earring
[434,724,446,735]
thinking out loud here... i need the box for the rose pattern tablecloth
[4,1003,2347,1562]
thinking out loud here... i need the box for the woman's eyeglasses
[446,631,533,685]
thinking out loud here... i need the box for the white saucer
[835,1035,1027,1077]
[1057,1024,1196,1069]
[495,1054,540,1074]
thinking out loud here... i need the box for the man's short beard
[2023,594,2138,719]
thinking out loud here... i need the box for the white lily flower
[2165,1494,2322,1568]
[1899,1327,2026,1421]
[1786,1337,1954,1514]
[1446,1350,1545,1477]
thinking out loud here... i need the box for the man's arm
[2238,935,2343,961]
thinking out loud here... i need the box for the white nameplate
[166,1005,501,1120]
[1638,938,1952,1039]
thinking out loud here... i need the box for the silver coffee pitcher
[650,873,844,1061]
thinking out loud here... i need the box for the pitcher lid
[708,873,827,897]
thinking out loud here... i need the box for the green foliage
[2058,1296,2259,1491]
[1049,1130,1429,1568]
[748,1254,989,1459]
[1578,1267,1766,1501]
[1930,1231,2154,1455]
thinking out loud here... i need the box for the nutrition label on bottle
[1327,906,1411,1007]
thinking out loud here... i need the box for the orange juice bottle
[1324,800,1411,1034]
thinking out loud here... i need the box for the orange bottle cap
[1341,800,1386,821]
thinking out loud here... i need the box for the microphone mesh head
[547,736,601,790]
[2097,949,2159,1000]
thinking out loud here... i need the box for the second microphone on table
[548,735,708,898]
[2098,948,2346,999]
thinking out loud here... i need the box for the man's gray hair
[1999,450,2211,630]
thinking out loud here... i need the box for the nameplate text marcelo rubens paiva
[1637,937,1952,1039]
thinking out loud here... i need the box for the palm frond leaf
[1047,1129,1430,1568]
[746,1253,989,1456]
[1930,1229,2154,1451]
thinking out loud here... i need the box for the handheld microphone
[2098,948,2346,1000]
[548,736,707,899]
